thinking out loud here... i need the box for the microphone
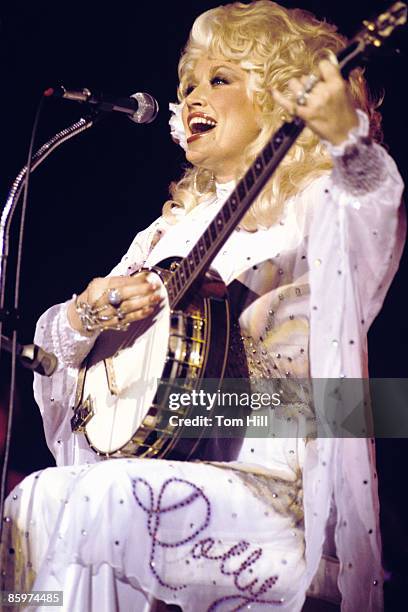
[44,86,159,124]
[1,334,58,377]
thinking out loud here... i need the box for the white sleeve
[308,109,405,379]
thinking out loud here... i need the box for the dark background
[0,1,407,609]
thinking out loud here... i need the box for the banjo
[71,3,407,460]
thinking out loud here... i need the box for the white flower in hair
[169,102,187,151]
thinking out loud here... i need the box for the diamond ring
[303,73,319,94]
[107,288,122,307]
[296,91,309,106]
[116,309,125,321]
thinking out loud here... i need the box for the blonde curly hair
[164,0,381,231]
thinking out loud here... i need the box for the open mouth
[187,113,217,142]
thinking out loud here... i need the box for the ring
[98,313,115,322]
[107,288,122,307]
[296,91,308,106]
[118,322,130,332]
[303,73,319,94]
[116,309,125,321]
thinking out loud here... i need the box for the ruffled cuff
[324,109,387,196]
[51,300,99,369]
[323,109,369,156]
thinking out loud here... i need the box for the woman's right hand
[67,272,164,335]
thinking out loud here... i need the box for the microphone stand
[0,115,95,347]
[0,114,95,544]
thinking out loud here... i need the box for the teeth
[189,116,217,131]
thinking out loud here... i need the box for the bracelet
[73,294,109,333]
[72,294,129,333]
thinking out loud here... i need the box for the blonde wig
[164,0,381,230]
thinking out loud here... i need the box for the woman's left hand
[272,59,359,146]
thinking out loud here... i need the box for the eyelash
[184,75,230,96]
[211,75,229,86]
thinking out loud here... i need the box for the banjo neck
[163,1,406,310]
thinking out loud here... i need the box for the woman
[1,1,404,610]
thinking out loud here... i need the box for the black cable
[0,95,45,543]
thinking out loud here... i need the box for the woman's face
[181,56,262,183]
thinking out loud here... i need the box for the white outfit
[1,112,404,611]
